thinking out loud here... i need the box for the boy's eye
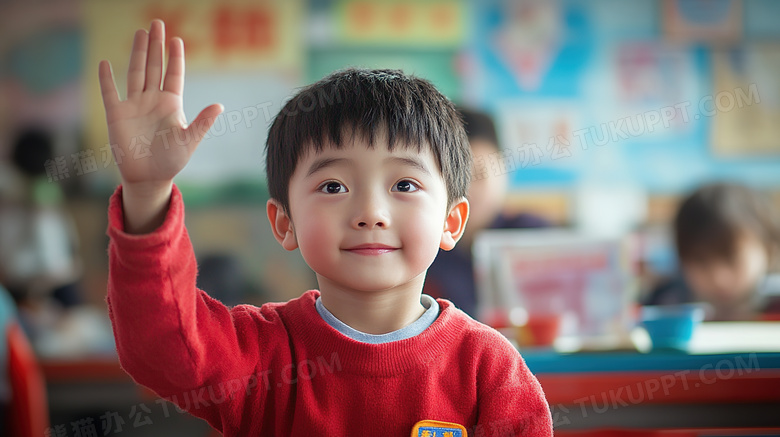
[392,180,419,193]
[319,181,347,194]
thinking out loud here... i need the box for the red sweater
[106,185,552,436]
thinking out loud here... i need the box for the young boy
[645,183,780,321]
[98,20,552,436]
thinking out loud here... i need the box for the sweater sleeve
[105,184,282,430]
[473,334,553,437]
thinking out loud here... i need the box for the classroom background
[1,0,780,435]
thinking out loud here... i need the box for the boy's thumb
[187,103,224,144]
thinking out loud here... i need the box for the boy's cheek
[296,227,336,263]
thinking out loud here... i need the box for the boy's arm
[99,20,277,431]
[474,340,553,437]
[106,184,284,434]
[105,184,271,389]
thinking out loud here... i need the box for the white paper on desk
[689,322,780,354]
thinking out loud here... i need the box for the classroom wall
[1,0,779,301]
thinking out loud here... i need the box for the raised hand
[99,19,222,188]
[98,20,223,233]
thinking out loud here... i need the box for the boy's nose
[353,212,389,229]
[352,196,390,230]
[357,219,385,228]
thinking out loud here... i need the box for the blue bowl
[640,304,705,351]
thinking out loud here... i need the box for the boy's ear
[267,199,298,251]
[440,198,469,251]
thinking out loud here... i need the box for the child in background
[645,183,780,321]
[425,108,548,318]
[0,127,83,309]
[98,20,552,436]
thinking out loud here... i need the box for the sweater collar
[286,290,468,376]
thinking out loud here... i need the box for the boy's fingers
[162,37,184,95]
[99,60,120,109]
[144,19,165,92]
[127,29,149,99]
[186,103,224,148]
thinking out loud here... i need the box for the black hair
[457,107,499,151]
[675,183,780,267]
[11,127,54,177]
[265,68,471,215]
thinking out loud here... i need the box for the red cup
[522,315,562,347]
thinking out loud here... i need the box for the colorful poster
[488,0,562,91]
[464,0,592,106]
[711,45,780,156]
[0,0,83,133]
[495,101,583,168]
[335,0,466,48]
[663,0,741,43]
[606,43,701,143]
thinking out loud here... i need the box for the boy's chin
[317,273,423,294]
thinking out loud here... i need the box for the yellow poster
[336,0,465,47]
[711,45,780,157]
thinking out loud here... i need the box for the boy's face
[682,233,768,310]
[269,132,468,294]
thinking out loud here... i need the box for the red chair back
[7,321,49,437]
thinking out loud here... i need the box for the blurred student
[0,128,86,354]
[424,108,548,318]
[645,183,780,321]
[0,127,83,310]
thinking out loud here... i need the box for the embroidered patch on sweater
[411,420,467,437]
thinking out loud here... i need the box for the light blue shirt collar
[315,294,439,344]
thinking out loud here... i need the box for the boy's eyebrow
[305,156,433,177]
[385,156,432,176]
[306,157,348,177]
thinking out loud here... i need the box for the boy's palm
[98,20,222,187]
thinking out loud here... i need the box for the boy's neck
[316,275,428,335]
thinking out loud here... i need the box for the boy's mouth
[343,244,399,255]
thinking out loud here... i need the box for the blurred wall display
[473,229,637,351]
[663,0,742,43]
[465,0,590,105]
[0,0,83,161]
[334,0,466,48]
[3,0,777,195]
[486,0,562,92]
[460,0,780,193]
[306,0,465,103]
[711,45,780,157]
[84,0,304,186]
[494,100,583,187]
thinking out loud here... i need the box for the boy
[645,183,780,321]
[98,20,552,436]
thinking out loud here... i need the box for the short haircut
[457,107,500,151]
[265,68,472,215]
[675,183,780,265]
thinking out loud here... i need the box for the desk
[41,355,128,383]
[40,355,211,437]
[40,352,780,433]
[525,351,780,432]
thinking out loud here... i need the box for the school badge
[411,419,467,437]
